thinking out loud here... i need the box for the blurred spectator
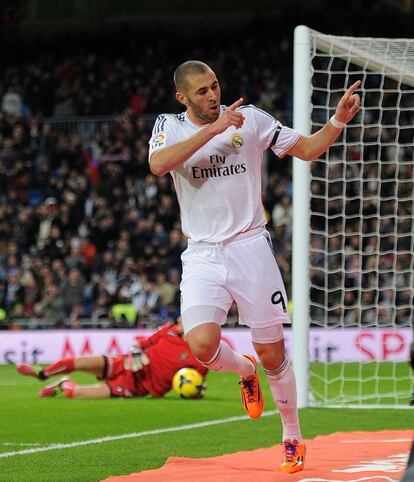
[272,194,292,233]
[60,268,86,318]
[36,197,59,250]
[156,271,176,307]
[34,284,65,327]
[4,268,24,319]
[2,87,23,115]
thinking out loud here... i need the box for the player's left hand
[335,80,361,124]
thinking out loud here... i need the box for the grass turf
[0,363,412,481]
[311,361,414,405]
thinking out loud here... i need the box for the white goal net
[292,26,414,408]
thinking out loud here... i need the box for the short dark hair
[174,60,211,93]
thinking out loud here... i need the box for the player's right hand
[211,97,245,134]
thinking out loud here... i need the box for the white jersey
[148,105,300,242]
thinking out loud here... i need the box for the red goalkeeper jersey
[136,323,208,397]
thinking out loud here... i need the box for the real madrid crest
[231,132,244,148]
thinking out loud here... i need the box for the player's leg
[68,382,111,399]
[228,229,305,472]
[184,312,256,378]
[252,329,303,443]
[17,357,77,379]
[181,245,256,379]
[184,310,261,418]
[181,243,260,417]
[20,355,105,380]
[41,355,105,378]
[40,377,110,399]
[16,357,76,379]
[251,328,305,472]
[73,356,105,377]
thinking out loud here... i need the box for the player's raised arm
[286,80,361,161]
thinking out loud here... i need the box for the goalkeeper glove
[124,344,150,372]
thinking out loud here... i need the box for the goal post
[292,25,312,409]
[292,25,414,408]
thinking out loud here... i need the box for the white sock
[199,342,255,377]
[265,357,303,442]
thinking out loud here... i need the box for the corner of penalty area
[102,429,413,482]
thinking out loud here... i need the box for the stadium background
[1,0,413,333]
[1,2,413,482]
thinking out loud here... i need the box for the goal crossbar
[313,33,414,87]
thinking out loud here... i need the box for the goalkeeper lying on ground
[16,319,208,399]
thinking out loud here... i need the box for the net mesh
[308,31,414,407]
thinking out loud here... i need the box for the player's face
[183,70,221,124]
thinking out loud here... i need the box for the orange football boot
[239,355,264,419]
[280,438,306,474]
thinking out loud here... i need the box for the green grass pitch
[0,363,412,481]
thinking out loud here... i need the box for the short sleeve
[249,106,300,158]
[270,125,301,158]
[148,114,178,162]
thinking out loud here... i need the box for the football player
[16,319,208,399]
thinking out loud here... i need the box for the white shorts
[180,227,291,332]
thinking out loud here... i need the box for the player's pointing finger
[338,80,361,107]
[346,80,361,96]
[228,97,244,111]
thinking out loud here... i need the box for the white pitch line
[0,410,277,459]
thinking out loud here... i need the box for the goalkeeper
[16,319,208,399]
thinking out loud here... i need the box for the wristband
[330,115,346,129]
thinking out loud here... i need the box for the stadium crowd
[0,28,295,330]
[0,19,412,330]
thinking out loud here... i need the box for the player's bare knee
[255,346,286,371]
[185,323,221,361]
[187,338,219,362]
[258,353,278,371]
